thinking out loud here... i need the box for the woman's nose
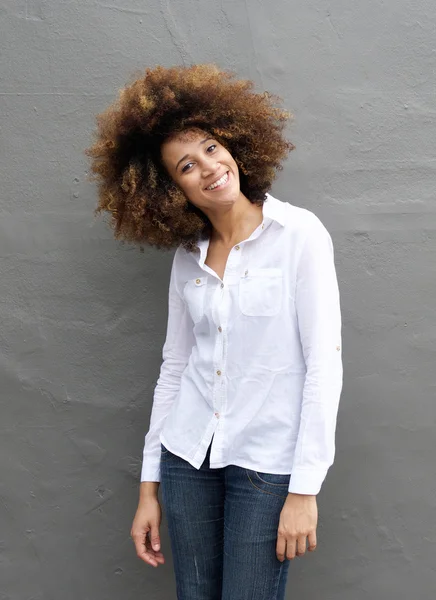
[201,157,220,177]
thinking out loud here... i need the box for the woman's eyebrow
[175,137,214,171]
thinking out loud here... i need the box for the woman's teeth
[206,171,229,190]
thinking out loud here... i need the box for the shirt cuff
[140,460,161,483]
[288,468,328,495]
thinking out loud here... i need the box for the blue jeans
[160,442,291,600]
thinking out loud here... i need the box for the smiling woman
[160,129,241,213]
[85,63,343,600]
[84,64,293,251]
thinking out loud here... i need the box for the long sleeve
[140,248,195,482]
[288,215,343,495]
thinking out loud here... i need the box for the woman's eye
[181,144,217,172]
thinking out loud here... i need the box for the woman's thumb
[150,524,161,551]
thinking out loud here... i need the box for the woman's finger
[153,553,165,565]
[145,536,165,564]
[144,553,159,567]
[285,536,297,560]
[276,531,287,562]
[307,530,317,552]
[132,531,158,567]
[296,535,307,557]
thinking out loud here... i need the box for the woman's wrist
[286,492,317,503]
[139,481,160,501]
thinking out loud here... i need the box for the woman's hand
[276,493,318,561]
[130,487,165,568]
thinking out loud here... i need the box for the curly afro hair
[85,64,294,252]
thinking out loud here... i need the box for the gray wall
[1,1,435,598]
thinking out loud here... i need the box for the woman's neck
[208,195,263,247]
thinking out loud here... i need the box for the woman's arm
[132,249,194,566]
[276,213,343,562]
[290,214,343,495]
[140,247,195,484]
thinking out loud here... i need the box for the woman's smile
[204,170,230,191]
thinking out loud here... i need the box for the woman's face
[160,129,241,213]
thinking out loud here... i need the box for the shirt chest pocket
[183,276,207,324]
[239,268,283,317]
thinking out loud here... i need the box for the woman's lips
[205,170,230,191]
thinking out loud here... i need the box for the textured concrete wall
[1,1,435,598]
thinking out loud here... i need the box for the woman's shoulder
[172,243,201,274]
[267,193,330,237]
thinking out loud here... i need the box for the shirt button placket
[214,242,242,444]
[213,279,225,437]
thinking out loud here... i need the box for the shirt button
[235,245,240,251]
[220,283,224,288]
[216,370,222,376]
[336,345,341,351]
[261,223,264,229]
[195,278,201,284]
[214,412,220,418]
[218,326,222,332]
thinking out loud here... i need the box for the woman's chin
[211,190,240,208]
[190,189,239,211]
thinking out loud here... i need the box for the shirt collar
[263,193,286,227]
[195,192,286,261]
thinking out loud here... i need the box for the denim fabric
[160,443,291,600]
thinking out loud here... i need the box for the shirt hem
[160,434,297,475]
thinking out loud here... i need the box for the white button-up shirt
[141,193,343,494]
